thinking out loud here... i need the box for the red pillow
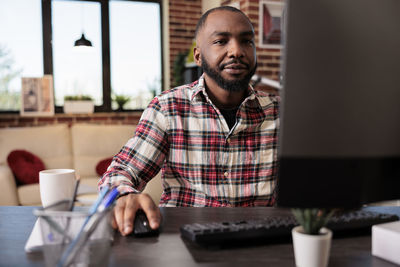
[96,157,113,176]
[7,150,45,185]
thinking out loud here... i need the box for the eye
[243,39,255,46]
[213,39,227,45]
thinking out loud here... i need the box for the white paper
[25,219,43,253]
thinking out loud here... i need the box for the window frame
[41,0,163,113]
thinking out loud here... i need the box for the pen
[59,178,82,244]
[97,187,120,212]
[58,187,119,267]
[68,178,81,211]
[88,185,111,215]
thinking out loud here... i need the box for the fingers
[140,195,162,230]
[123,195,139,235]
[111,212,118,229]
[114,194,138,236]
[113,197,127,234]
[112,193,161,236]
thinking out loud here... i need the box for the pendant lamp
[74,3,92,47]
[74,33,92,47]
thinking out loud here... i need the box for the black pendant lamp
[74,33,92,47]
[74,3,92,48]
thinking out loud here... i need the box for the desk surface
[1,206,400,267]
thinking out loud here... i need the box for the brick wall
[168,0,202,86]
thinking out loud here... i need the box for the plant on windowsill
[63,95,94,114]
[291,208,335,267]
[113,94,130,112]
[172,51,188,87]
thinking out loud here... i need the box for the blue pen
[97,187,120,212]
[58,187,119,267]
[88,185,111,215]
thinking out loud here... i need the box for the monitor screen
[277,0,400,208]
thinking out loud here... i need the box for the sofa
[0,123,162,206]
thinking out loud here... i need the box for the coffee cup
[39,169,76,207]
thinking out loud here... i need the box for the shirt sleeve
[98,96,169,195]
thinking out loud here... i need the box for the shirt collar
[190,74,207,101]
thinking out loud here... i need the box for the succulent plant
[112,94,130,111]
[113,95,130,106]
[292,208,335,235]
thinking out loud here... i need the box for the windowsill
[0,111,143,117]
[0,111,144,128]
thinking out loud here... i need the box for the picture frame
[20,75,55,116]
[259,0,285,49]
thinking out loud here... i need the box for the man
[99,6,279,236]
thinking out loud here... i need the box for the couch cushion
[76,177,101,205]
[7,150,45,184]
[96,157,113,176]
[0,124,73,170]
[70,124,136,178]
[18,183,41,206]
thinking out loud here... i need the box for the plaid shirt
[99,75,279,207]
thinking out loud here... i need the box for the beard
[201,55,257,92]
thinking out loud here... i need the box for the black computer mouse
[133,209,160,237]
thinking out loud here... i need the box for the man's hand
[112,193,161,236]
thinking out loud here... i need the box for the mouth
[221,62,248,75]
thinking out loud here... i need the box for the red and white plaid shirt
[99,75,279,207]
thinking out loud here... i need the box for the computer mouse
[133,209,159,237]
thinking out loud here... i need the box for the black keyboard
[180,210,399,246]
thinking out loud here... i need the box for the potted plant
[291,208,335,267]
[63,95,94,114]
[172,51,187,87]
[113,94,130,111]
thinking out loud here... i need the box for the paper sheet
[25,219,43,253]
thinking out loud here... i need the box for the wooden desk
[1,206,399,267]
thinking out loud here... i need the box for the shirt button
[224,172,229,177]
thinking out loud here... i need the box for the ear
[194,46,202,67]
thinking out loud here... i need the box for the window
[110,1,161,110]
[0,0,44,111]
[52,0,103,106]
[0,0,162,113]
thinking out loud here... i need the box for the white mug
[39,169,76,207]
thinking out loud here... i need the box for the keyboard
[180,210,399,246]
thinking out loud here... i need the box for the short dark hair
[194,6,253,39]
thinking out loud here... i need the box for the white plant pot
[63,101,94,114]
[292,226,332,267]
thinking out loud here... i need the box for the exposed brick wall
[0,112,142,128]
[168,0,202,87]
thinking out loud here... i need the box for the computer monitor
[277,0,400,208]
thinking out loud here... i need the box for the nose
[227,39,244,58]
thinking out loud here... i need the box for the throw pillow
[7,150,45,185]
[96,157,113,176]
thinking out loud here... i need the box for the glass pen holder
[33,200,113,267]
